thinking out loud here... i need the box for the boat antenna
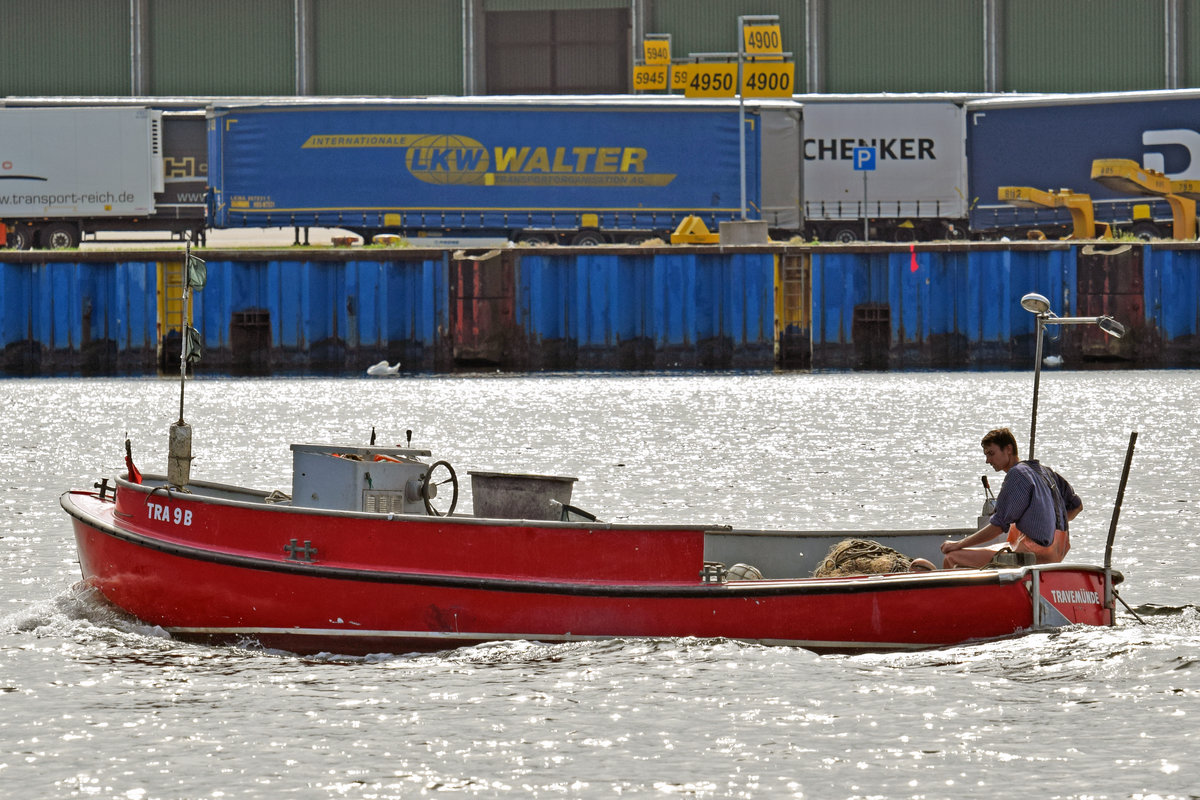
[1104,431,1143,624]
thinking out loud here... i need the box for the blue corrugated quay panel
[43,263,70,349]
[29,263,55,349]
[812,246,1076,367]
[519,252,642,361]
[114,261,159,353]
[193,260,228,352]
[721,252,775,347]
[653,253,692,348]
[811,250,862,346]
[186,256,447,371]
[195,260,233,350]
[515,250,775,369]
[1146,247,1200,349]
[577,254,618,348]
[648,251,775,366]
[305,262,343,347]
[348,261,382,349]
[0,260,159,373]
[0,265,25,345]
[617,256,653,345]
[91,260,158,353]
[519,254,569,344]
[894,246,966,344]
[969,247,1073,350]
[663,253,769,344]
[80,264,109,347]
[267,261,302,350]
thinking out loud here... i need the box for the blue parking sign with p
[853,146,876,171]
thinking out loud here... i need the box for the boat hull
[62,483,1117,656]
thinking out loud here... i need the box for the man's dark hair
[981,427,1019,457]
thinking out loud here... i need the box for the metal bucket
[469,471,577,520]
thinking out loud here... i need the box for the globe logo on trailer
[405,135,489,185]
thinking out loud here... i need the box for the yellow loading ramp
[1091,158,1196,240]
[670,215,720,244]
[996,186,1111,239]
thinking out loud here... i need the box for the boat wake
[848,603,1200,677]
[1128,601,1200,617]
[1,583,170,647]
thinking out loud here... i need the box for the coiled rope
[813,538,913,577]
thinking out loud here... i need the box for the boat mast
[168,242,205,488]
[177,254,188,424]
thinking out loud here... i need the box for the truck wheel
[517,232,553,245]
[829,225,860,243]
[1131,221,1161,241]
[7,225,35,250]
[40,223,81,249]
[942,223,967,240]
[570,230,605,246]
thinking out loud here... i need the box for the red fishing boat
[59,278,1133,655]
[60,435,1129,655]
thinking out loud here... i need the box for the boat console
[288,443,588,521]
[290,443,452,515]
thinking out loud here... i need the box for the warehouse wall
[3,1,1198,97]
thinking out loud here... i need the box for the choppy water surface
[1,371,1196,799]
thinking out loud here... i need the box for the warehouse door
[485,8,629,94]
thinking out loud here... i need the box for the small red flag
[909,242,920,273]
[124,439,143,484]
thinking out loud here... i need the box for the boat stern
[1030,565,1117,629]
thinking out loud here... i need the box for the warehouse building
[4,0,1198,97]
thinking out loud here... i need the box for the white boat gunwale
[110,473,722,532]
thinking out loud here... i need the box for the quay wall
[1,242,1197,375]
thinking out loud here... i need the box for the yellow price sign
[633,64,668,91]
[743,24,783,55]
[643,38,670,66]
[681,63,738,97]
[742,61,794,97]
[671,64,693,93]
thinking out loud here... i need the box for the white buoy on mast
[168,242,205,487]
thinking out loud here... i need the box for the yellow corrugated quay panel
[157,259,191,342]
[775,252,811,334]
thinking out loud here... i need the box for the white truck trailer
[799,95,973,242]
[0,106,181,249]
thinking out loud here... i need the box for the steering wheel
[421,460,459,516]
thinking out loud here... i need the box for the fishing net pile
[813,539,913,577]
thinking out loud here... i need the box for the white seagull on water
[366,360,401,376]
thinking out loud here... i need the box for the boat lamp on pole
[1021,291,1126,461]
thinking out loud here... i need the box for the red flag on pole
[124,439,142,484]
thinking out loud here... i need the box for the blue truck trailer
[207,98,802,245]
[966,90,1200,238]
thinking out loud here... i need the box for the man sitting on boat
[941,427,1082,569]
